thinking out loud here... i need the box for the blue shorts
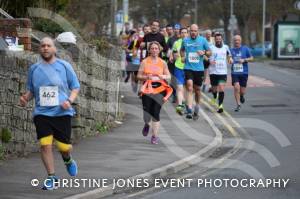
[174,67,185,85]
[231,74,248,87]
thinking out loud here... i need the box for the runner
[119,22,131,48]
[165,24,174,44]
[173,27,189,115]
[230,35,253,112]
[180,24,211,120]
[160,27,168,43]
[124,30,137,83]
[137,24,151,61]
[209,33,233,113]
[137,41,172,144]
[167,23,181,51]
[203,29,215,92]
[127,30,141,92]
[167,23,182,103]
[135,24,151,97]
[140,20,167,57]
[19,37,80,190]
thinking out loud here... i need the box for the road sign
[228,15,238,31]
[229,15,237,25]
[116,10,123,23]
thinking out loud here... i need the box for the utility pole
[194,0,198,24]
[262,0,266,57]
[155,0,160,19]
[123,0,129,23]
[230,0,234,47]
[111,0,117,36]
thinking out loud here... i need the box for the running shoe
[193,112,199,120]
[124,76,129,83]
[151,136,159,144]
[234,105,241,112]
[176,105,184,115]
[65,159,78,176]
[217,104,224,113]
[42,176,58,190]
[186,108,193,119]
[210,98,217,106]
[240,95,245,104]
[142,123,150,137]
[184,103,189,114]
[132,82,138,93]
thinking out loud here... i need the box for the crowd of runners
[122,20,253,144]
[19,18,253,190]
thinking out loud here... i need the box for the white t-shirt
[209,44,231,75]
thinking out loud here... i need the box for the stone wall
[0,43,124,156]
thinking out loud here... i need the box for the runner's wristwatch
[67,99,73,104]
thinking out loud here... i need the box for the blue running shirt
[230,45,252,75]
[181,36,210,71]
[26,58,80,117]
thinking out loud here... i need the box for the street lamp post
[156,0,160,19]
[111,0,117,36]
[195,0,198,24]
[123,0,128,23]
[230,0,234,47]
[230,0,234,17]
[262,0,266,57]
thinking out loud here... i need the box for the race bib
[216,60,225,69]
[233,63,243,73]
[188,52,200,63]
[39,86,59,106]
[132,57,140,65]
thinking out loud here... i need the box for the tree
[235,0,260,44]
[0,0,69,18]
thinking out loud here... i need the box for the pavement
[0,83,223,199]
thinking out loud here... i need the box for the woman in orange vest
[137,41,172,144]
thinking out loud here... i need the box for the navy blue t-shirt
[230,45,252,75]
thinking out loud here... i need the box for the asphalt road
[108,61,300,199]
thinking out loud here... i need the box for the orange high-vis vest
[140,57,173,101]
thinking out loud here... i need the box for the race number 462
[39,86,59,106]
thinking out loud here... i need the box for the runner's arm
[245,56,253,62]
[161,36,168,53]
[243,47,254,63]
[203,39,212,57]
[61,88,79,110]
[21,65,35,106]
[172,43,179,60]
[180,42,186,62]
[244,55,254,62]
[137,61,148,81]
[68,89,80,103]
[20,91,33,107]
[60,62,81,109]
[160,62,171,81]
[226,46,233,64]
